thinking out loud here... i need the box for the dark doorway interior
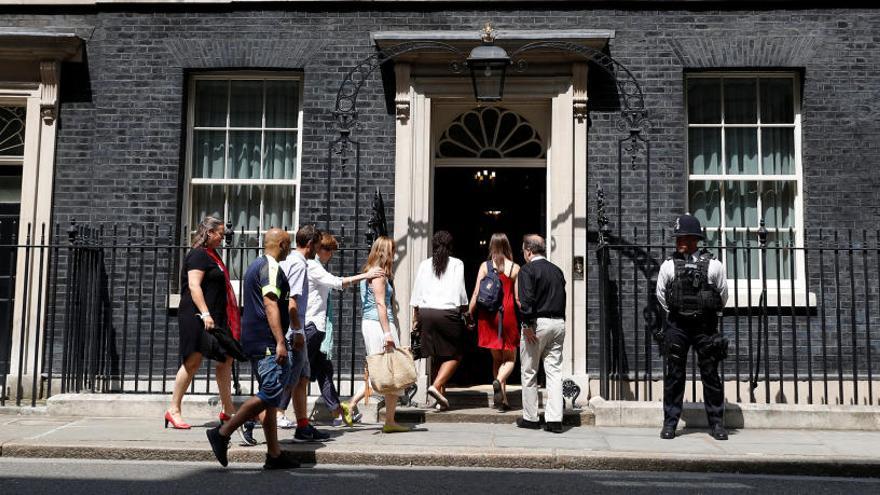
[433,166,546,386]
[0,167,22,375]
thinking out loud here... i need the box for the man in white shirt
[655,214,729,441]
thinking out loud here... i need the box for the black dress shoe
[710,424,729,441]
[264,452,301,470]
[516,417,542,429]
[543,421,563,433]
[660,425,676,439]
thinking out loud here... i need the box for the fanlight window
[0,107,26,157]
[437,107,545,159]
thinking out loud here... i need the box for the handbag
[366,347,418,394]
[204,325,248,362]
[409,321,423,360]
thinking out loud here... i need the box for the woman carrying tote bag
[346,236,411,433]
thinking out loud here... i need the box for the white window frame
[182,72,304,253]
[686,72,805,294]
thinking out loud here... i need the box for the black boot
[710,424,728,440]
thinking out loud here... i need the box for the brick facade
[2,3,879,389]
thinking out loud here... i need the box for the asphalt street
[1,458,879,495]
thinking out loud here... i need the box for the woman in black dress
[165,217,238,429]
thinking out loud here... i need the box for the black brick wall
[3,4,879,391]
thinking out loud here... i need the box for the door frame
[392,66,590,386]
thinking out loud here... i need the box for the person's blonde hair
[363,236,394,279]
[192,217,224,248]
[488,233,513,269]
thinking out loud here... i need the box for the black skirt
[420,308,465,359]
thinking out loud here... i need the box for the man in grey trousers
[516,234,567,433]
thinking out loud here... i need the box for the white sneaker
[277,415,296,429]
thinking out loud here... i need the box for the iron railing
[595,223,880,407]
[0,221,370,407]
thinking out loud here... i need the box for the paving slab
[1,413,879,476]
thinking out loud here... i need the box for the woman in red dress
[468,233,520,411]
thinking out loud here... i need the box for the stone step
[380,406,594,426]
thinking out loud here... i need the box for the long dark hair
[432,230,454,278]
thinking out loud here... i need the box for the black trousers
[663,315,724,428]
[304,322,341,412]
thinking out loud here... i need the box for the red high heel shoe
[218,412,232,423]
[164,410,191,430]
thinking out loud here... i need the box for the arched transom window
[436,107,545,159]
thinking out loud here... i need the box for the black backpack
[477,261,505,313]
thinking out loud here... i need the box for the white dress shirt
[410,256,468,310]
[306,258,344,333]
[656,251,728,313]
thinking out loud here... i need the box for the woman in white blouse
[410,230,469,410]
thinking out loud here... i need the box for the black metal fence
[596,223,880,407]
[0,221,370,407]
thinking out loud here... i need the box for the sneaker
[277,415,296,429]
[516,417,542,430]
[351,410,363,424]
[341,403,354,427]
[382,423,411,433]
[293,423,330,443]
[206,426,230,467]
[307,423,330,441]
[263,451,301,470]
[238,420,258,446]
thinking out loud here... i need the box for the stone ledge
[3,442,880,478]
[589,397,880,430]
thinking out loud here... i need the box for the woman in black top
[165,217,237,429]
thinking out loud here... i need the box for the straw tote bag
[366,347,418,394]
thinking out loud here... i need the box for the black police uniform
[661,250,726,432]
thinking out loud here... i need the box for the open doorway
[433,166,546,386]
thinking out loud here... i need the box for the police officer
[655,214,729,441]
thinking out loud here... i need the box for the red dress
[477,270,519,350]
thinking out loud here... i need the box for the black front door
[0,168,22,375]
[433,166,547,386]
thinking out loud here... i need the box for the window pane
[725,180,759,228]
[265,80,299,129]
[687,78,721,124]
[725,128,759,174]
[263,131,298,180]
[760,78,794,124]
[688,128,721,174]
[194,80,227,127]
[0,169,22,204]
[263,186,296,231]
[229,236,260,280]
[229,185,260,232]
[688,181,721,228]
[227,131,261,179]
[761,128,794,175]
[725,230,760,280]
[0,106,26,156]
[765,232,793,280]
[229,80,263,128]
[192,130,225,179]
[761,181,796,229]
[190,185,224,231]
[723,78,757,124]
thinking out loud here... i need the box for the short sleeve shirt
[241,254,290,357]
[280,250,309,338]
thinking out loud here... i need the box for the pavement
[1,412,879,477]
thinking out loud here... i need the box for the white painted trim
[183,72,304,241]
[434,158,545,168]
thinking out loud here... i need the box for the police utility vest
[666,250,723,318]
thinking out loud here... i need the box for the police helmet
[673,214,705,239]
